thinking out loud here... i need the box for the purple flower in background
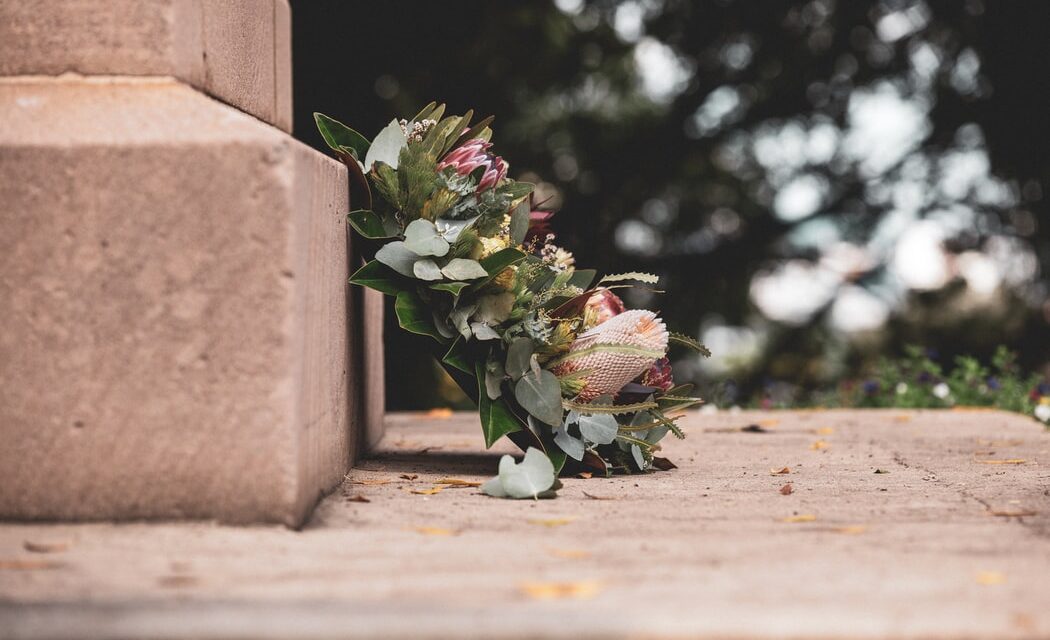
[986,377,1001,391]
[437,139,508,192]
[862,380,879,395]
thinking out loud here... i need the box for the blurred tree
[292,0,1050,409]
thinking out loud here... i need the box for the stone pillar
[0,0,384,526]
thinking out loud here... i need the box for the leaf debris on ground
[0,558,64,570]
[779,483,794,495]
[519,581,602,600]
[770,467,791,475]
[344,494,371,503]
[810,440,829,450]
[548,548,591,559]
[976,571,1006,586]
[412,526,458,536]
[23,540,70,554]
[410,486,445,495]
[780,514,817,523]
[528,518,574,527]
[582,492,618,501]
[435,478,482,488]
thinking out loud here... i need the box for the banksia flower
[551,310,669,402]
[437,139,508,192]
[582,288,625,329]
[639,356,674,392]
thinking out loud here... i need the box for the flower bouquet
[315,103,708,496]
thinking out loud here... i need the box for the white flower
[1035,404,1050,423]
[896,382,908,395]
[932,383,950,399]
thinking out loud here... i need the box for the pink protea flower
[437,139,508,192]
[583,288,625,328]
[639,356,674,392]
[552,310,669,402]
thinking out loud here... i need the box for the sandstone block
[0,0,293,132]
[0,77,364,525]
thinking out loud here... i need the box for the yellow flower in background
[479,234,510,258]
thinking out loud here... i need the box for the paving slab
[1,409,1048,639]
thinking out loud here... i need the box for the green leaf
[484,359,505,400]
[505,338,534,380]
[348,260,407,296]
[430,281,469,297]
[413,258,443,281]
[515,369,564,426]
[394,291,445,341]
[599,272,661,285]
[374,241,418,278]
[347,209,398,239]
[471,248,527,290]
[553,425,585,461]
[409,101,438,123]
[477,362,522,447]
[567,269,597,290]
[669,332,712,357]
[404,219,450,257]
[441,337,472,374]
[500,181,535,201]
[314,113,370,159]
[509,199,530,245]
[453,115,495,149]
[577,413,619,445]
[363,119,407,171]
[441,258,488,280]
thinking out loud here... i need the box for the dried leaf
[411,486,445,495]
[576,472,593,479]
[344,494,371,503]
[834,525,867,535]
[0,558,64,570]
[770,467,791,475]
[990,509,1037,517]
[352,478,392,486]
[977,459,1026,465]
[582,492,617,501]
[528,518,574,528]
[741,424,769,433]
[23,540,70,554]
[780,514,817,523]
[779,483,794,495]
[400,474,419,480]
[976,571,1006,586]
[426,408,453,418]
[548,548,591,560]
[815,427,834,435]
[435,478,482,488]
[873,469,890,474]
[412,526,457,536]
[758,419,780,427]
[519,581,602,600]
[652,457,678,471]
[892,415,912,422]
[810,440,829,450]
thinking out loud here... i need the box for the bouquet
[315,103,708,498]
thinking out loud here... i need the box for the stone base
[0,77,357,526]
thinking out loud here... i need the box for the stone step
[0,76,381,526]
[0,0,292,131]
[1,410,1047,638]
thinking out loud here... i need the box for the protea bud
[582,288,625,328]
[437,139,508,192]
[639,356,674,392]
[551,310,669,402]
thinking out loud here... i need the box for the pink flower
[583,289,625,328]
[437,139,508,192]
[639,357,674,392]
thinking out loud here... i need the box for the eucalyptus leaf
[404,219,450,257]
[553,425,585,461]
[484,359,505,400]
[363,119,407,171]
[578,413,619,445]
[471,322,500,341]
[413,258,443,281]
[509,199,530,245]
[475,292,515,324]
[375,241,418,278]
[484,448,556,500]
[514,369,564,426]
[441,258,488,280]
[449,304,476,339]
[480,475,507,498]
[505,338,534,380]
[631,444,646,470]
[431,310,455,339]
[435,216,480,244]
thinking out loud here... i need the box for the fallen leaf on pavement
[548,548,591,559]
[651,457,678,470]
[815,427,835,435]
[892,414,912,422]
[23,541,70,554]
[780,514,817,523]
[977,459,1026,465]
[741,424,769,433]
[779,483,794,495]
[976,571,1006,586]
[990,509,1037,517]
[873,468,890,474]
[770,467,791,475]
[351,479,391,486]
[528,518,574,527]
[400,474,419,480]
[582,492,617,501]
[834,525,867,535]
[576,471,593,479]
[435,478,482,488]
[411,486,445,495]
[758,419,780,427]
[425,408,454,418]
[0,558,64,570]
[810,440,829,450]
[412,526,457,536]
[344,494,370,503]
[520,581,602,600]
